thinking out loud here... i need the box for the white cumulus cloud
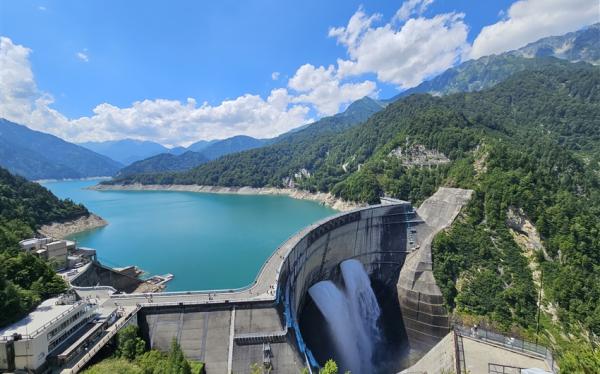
[0,36,312,146]
[69,92,310,146]
[394,0,434,22]
[287,63,377,116]
[5,1,596,147]
[0,37,70,133]
[330,7,469,89]
[470,0,599,59]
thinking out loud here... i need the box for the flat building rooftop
[0,298,83,339]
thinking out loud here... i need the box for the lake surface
[42,180,337,291]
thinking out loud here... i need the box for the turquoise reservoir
[42,180,336,291]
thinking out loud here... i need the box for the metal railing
[1,301,94,340]
[455,325,549,358]
[455,325,557,373]
[489,363,525,374]
[71,285,117,292]
[234,328,288,345]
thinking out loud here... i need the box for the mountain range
[110,21,600,186]
[117,96,386,176]
[112,24,600,178]
[0,119,122,180]
[389,23,599,101]
[78,139,177,165]
[1,25,597,181]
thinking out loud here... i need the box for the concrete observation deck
[78,187,473,373]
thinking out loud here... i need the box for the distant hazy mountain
[79,139,170,165]
[187,139,219,153]
[200,135,267,160]
[0,119,122,180]
[169,146,188,155]
[111,95,386,184]
[115,98,383,176]
[118,151,209,177]
[389,23,599,102]
[513,23,599,64]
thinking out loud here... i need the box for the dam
[68,187,473,373]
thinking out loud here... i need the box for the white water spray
[308,259,382,373]
[308,281,362,372]
[341,259,382,359]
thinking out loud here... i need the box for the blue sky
[0,0,597,146]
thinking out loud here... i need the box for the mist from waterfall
[308,259,382,373]
[308,281,362,372]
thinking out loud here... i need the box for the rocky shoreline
[90,183,364,211]
[38,213,108,239]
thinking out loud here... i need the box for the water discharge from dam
[308,259,381,373]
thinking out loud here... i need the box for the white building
[0,295,98,372]
[19,238,76,270]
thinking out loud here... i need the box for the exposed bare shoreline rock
[38,213,108,239]
[90,183,364,211]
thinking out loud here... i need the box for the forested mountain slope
[0,119,122,180]
[111,96,384,179]
[0,167,90,326]
[117,151,209,177]
[110,60,597,192]
[199,135,267,160]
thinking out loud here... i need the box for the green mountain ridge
[110,26,598,182]
[118,151,209,177]
[0,119,123,180]
[200,135,267,160]
[115,96,385,176]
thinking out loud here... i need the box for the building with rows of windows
[0,294,99,372]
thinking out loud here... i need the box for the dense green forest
[109,62,600,367]
[0,167,90,326]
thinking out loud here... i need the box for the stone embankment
[90,183,363,211]
[38,213,107,239]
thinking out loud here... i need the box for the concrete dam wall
[109,187,472,373]
[276,202,418,359]
[72,261,144,293]
[397,188,473,350]
[276,187,472,367]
